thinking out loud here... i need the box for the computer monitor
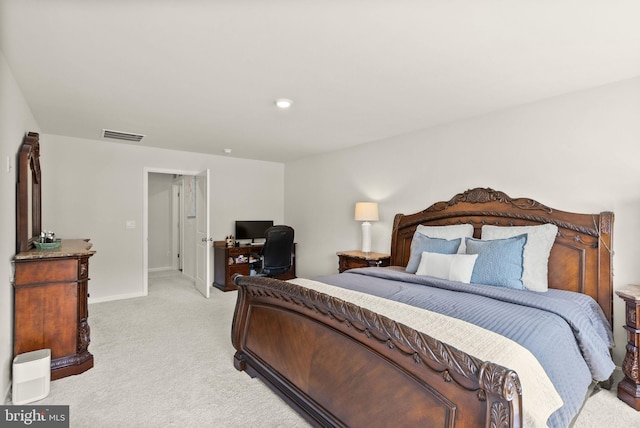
[235,220,274,243]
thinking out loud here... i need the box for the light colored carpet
[20,271,640,427]
[32,271,308,427]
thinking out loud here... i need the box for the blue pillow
[406,232,461,273]
[465,234,527,289]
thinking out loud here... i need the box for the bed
[231,187,614,428]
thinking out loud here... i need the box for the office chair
[252,225,294,277]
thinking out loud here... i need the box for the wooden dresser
[13,239,96,380]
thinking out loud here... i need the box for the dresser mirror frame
[16,131,42,253]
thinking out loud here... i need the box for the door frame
[194,169,211,298]
[143,167,200,296]
[171,177,184,272]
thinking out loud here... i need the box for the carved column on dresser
[13,239,96,380]
[616,284,640,410]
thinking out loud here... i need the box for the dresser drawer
[15,258,78,285]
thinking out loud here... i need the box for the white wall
[0,52,40,399]
[285,76,640,365]
[41,134,285,301]
[148,173,174,271]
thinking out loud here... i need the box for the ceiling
[2,1,640,163]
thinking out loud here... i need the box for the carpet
[31,271,308,427]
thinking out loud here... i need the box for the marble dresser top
[14,239,95,260]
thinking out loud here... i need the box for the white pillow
[416,224,474,254]
[416,251,478,284]
[481,224,558,292]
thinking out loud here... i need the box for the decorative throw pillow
[416,224,474,253]
[465,234,528,289]
[481,224,558,292]
[405,233,461,273]
[416,252,478,283]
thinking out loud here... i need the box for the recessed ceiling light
[223,148,232,154]
[274,98,293,109]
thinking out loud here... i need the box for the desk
[213,241,296,291]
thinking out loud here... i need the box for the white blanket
[289,278,563,428]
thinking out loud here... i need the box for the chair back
[260,225,295,276]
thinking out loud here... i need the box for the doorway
[148,172,178,273]
[143,167,211,298]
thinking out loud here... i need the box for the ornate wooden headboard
[390,188,614,325]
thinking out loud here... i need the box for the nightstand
[616,284,640,410]
[336,250,391,273]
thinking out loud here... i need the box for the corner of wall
[0,50,41,399]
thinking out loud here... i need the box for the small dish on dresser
[34,239,62,250]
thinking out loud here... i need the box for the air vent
[102,129,145,142]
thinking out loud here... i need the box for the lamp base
[361,221,372,253]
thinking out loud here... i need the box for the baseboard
[4,381,11,404]
[148,267,173,273]
[89,291,147,304]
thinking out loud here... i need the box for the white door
[195,169,211,298]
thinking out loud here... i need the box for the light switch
[126,220,136,229]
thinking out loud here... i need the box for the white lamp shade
[354,202,379,221]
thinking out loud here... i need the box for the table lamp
[354,202,379,253]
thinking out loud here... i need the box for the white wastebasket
[12,349,51,405]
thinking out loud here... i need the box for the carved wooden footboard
[231,275,522,428]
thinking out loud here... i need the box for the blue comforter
[314,267,615,428]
